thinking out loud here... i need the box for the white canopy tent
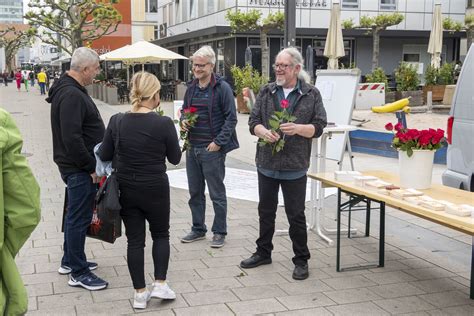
[99,41,187,63]
[99,41,188,84]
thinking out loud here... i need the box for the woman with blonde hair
[98,72,181,309]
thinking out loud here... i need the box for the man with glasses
[180,45,239,248]
[241,47,327,280]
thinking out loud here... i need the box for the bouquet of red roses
[385,122,445,157]
[259,99,296,155]
[180,107,199,152]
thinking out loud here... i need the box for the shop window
[380,0,396,11]
[403,54,420,62]
[341,0,359,9]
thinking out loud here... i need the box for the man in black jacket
[47,47,108,291]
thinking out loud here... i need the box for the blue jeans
[186,146,227,235]
[61,172,97,277]
[39,82,46,95]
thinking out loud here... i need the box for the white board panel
[315,69,360,162]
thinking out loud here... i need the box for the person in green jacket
[0,108,41,315]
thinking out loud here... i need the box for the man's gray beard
[276,78,286,86]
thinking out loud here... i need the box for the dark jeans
[186,146,227,235]
[256,172,310,266]
[39,82,46,95]
[61,172,96,277]
[119,176,171,289]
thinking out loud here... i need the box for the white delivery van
[442,44,474,192]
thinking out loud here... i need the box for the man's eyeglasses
[192,63,210,69]
[272,63,293,71]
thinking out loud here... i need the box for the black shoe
[292,264,309,280]
[240,254,272,269]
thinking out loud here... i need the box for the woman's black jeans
[119,175,171,289]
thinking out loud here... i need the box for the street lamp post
[284,0,296,47]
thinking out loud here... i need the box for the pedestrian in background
[29,70,35,87]
[22,70,29,92]
[2,70,7,87]
[37,68,47,95]
[98,72,181,309]
[14,69,22,92]
[180,45,239,248]
[0,108,41,315]
[47,47,108,291]
[241,47,327,281]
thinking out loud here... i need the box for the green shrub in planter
[395,62,419,92]
[230,65,268,95]
[95,72,106,82]
[438,62,455,85]
[424,65,438,86]
[365,67,388,87]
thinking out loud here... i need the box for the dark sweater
[249,81,327,171]
[180,74,239,154]
[98,112,181,183]
[47,74,105,174]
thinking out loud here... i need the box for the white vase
[399,149,435,189]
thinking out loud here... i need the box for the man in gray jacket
[240,47,327,280]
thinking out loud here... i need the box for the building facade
[154,0,468,82]
[0,0,28,71]
[0,0,22,23]
[132,0,160,43]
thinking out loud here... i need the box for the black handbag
[88,114,124,243]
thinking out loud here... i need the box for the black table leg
[365,199,371,237]
[336,189,341,272]
[379,201,385,268]
[471,236,473,299]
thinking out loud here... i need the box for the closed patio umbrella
[245,47,252,66]
[305,45,314,81]
[323,2,345,69]
[428,4,443,69]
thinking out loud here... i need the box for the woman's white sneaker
[150,282,176,300]
[133,290,151,309]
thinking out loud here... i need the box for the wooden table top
[308,170,474,235]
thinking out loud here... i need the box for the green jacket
[0,108,41,315]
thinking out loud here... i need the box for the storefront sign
[249,0,328,7]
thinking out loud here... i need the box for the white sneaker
[150,282,176,300]
[133,289,151,309]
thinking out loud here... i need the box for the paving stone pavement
[1,84,473,315]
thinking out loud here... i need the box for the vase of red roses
[385,122,445,189]
[258,99,297,155]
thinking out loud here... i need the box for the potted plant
[230,65,268,114]
[394,62,422,106]
[105,81,120,105]
[423,63,456,104]
[385,122,445,189]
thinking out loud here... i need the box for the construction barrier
[355,83,385,110]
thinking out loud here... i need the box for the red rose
[406,129,420,140]
[280,99,289,109]
[418,134,431,146]
[385,123,393,131]
[189,107,198,113]
[394,122,403,132]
